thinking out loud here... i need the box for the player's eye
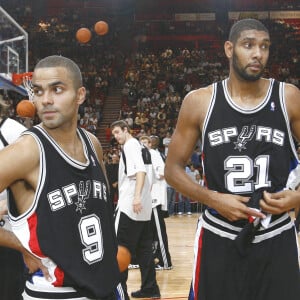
[54,86,63,93]
[33,88,43,96]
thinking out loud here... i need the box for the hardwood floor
[127,212,300,299]
[127,213,200,299]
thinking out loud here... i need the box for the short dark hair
[228,19,269,43]
[34,55,83,90]
[111,119,130,131]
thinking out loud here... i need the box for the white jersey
[150,148,167,210]
[118,137,153,221]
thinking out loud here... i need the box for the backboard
[0,6,28,96]
[0,6,28,75]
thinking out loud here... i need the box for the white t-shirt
[150,149,167,210]
[0,118,26,201]
[163,136,171,156]
[118,138,153,221]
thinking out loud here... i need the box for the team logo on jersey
[270,101,275,111]
[234,125,256,152]
[75,180,91,214]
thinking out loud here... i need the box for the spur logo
[208,125,285,151]
[47,180,107,212]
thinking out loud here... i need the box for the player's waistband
[202,209,293,243]
[24,281,86,300]
[24,281,117,300]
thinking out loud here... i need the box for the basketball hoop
[12,72,34,101]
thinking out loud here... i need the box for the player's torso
[9,125,119,298]
[202,79,295,197]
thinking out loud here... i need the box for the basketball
[94,21,109,36]
[117,245,131,272]
[76,27,92,43]
[16,100,36,118]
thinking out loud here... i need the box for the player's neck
[226,77,268,108]
[124,132,133,144]
[41,123,85,159]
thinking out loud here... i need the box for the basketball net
[12,72,34,101]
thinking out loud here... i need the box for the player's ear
[224,41,233,59]
[77,86,86,105]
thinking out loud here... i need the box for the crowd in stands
[1,1,300,170]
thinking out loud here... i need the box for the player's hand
[212,193,265,222]
[22,250,52,282]
[260,190,300,215]
[133,196,142,214]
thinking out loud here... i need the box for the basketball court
[127,212,300,299]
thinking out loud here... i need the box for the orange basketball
[94,21,109,36]
[16,100,36,118]
[117,245,131,272]
[76,27,92,43]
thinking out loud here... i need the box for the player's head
[34,55,83,90]
[111,120,130,132]
[225,18,270,82]
[111,120,131,145]
[32,55,86,129]
[111,153,119,163]
[228,19,269,44]
[139,135,151,149]
[150,135,160,150]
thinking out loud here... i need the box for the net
[12,72,34,101]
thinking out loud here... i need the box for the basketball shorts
[23,281,126,300]
[189,217,300,300]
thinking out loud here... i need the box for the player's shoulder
[85,130,101,146]
[182,84,215,112]
[283,81,300,98]
[126,136,140,148]
[184,84,214,101]
[83,130,104,161]
[1,133,40,169]
[180,83,215,120]
[282,81,300,107]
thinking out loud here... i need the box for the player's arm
[132,171,145,214]
[0,135,51,279]
[151,151,164,179]
[0,135,39,213]
[0,226,51,280]
[165,88,207,191]
[165,87,265,221]
[261,84,300,214]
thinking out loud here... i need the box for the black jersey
[9,125,120,299]
[202,78,298,197]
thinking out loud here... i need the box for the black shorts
[189,221,300,300]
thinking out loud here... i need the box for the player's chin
[41,119,61,129]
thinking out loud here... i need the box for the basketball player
[0,56,124,300]
[139,135,172,270]
[105,152,119,211]
[0,96,27,299]
[111,120,161,299]
[165,19,300,300]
